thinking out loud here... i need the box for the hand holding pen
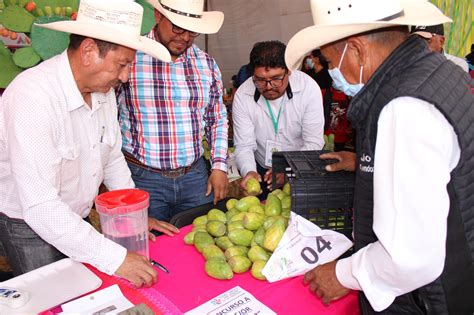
[151,260,169,273]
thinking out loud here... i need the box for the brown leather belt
[123,151,199,179]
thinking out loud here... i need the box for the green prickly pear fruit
[251,260,267,280]
[207,208,227,223]
[202,244,225,261]
[227,220,244,232]
[265,195,282,216]
[242,212,265,231]
[248,205,265,215]
[224,246,249,259]
[193,231,215,253]
[226,208,240,221]
[228,255,252,273]
[263,218,286,252]
[229,212,246,223]
[228,229,254,247]
[245,177,261,196]
[183,231,196,245]
[205,259,233,280]
[248,245,271,262]
[206,220,226,237]
[215,236,234,251]
[235,196,260,212]
[252,227,265,247]
[226,198,238,210]
[192,215,208,226]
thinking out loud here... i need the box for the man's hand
[206,169,228,204]
[303,260,350,305]
[240,171,262,196]
[148,217,180,241]
[320,151,357,172]
[263,169,285,191]
[115,252,158,288]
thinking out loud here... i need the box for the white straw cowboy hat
[285,0,451,70]
[36,0,171,62]
[146,0,224,34]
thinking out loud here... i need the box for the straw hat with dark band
[285,0,451,70]
[146,0,224,34]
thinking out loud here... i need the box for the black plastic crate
[272,150,355,239]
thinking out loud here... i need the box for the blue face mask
[305,58,314,69]
[328,43,364,97]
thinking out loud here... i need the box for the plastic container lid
[95,189,149,215]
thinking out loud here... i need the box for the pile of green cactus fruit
[184,183,292,281]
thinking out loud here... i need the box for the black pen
[150,260,169,273]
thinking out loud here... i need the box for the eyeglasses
[253,72,287,89]
[171,22,200,37]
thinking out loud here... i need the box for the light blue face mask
[328,43,364,97]
[305,58,314,69]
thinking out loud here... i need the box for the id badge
[265,140,282,167]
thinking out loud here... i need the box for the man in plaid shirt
[117,0,228,221]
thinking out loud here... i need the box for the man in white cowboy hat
[286,0,474,314]
[411,24,469,72]
[0,0,179,288]
[117,0,228,222]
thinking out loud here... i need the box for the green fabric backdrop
[429,0,473,58]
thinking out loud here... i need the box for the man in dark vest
[286,0,473,314]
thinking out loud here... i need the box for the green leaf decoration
[13,46,41,68]
[136,0,156,35]
[31,15,70,60]
[2,5,35,33]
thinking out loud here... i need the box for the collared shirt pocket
[99,128,116,167]
[57,144,81,192]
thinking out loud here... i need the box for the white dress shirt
[233,70,325,176]
[336,96,460,311]
[0,51,134,275]
[445,52,469,72]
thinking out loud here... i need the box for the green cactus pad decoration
[2,5,36,32]
[0,53,23,88]
[13,46,41,68]
[31,15,70,60]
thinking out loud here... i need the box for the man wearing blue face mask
[327,43,364,97]
[286,0,473,314]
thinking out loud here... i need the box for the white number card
[262,212,353,282]
[265,140,281,167]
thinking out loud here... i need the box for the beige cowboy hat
[36,0,171,62]
[146,0,224,34]
[285,0,451,70]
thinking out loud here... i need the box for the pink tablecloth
[141,225,359,314]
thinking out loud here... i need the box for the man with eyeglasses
[117,0,228,222]
[411,24,469,72]
[233,41,325,199]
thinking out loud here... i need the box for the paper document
[185,286,275,315]
[60,284,134,314]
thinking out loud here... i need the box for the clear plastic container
[95,189,149,258]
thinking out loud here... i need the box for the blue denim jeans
[127,158,213,221]
[0,213,66,276]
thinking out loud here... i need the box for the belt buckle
[160,168,186,179]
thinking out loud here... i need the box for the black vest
[347,36,474,314]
